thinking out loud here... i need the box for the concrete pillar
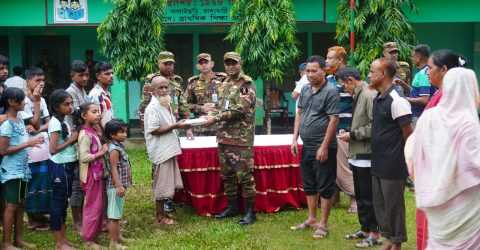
[7,28,23,69]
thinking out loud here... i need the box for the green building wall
[1,0,480,123]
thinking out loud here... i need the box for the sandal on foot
[313,226,329,239]
[355,237,381,248]
[345,230,368,240]
[157,216,177,225]
[290,221,316,231]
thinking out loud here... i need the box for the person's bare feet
[63,239,74,247]
[381,241,393,250]
[56,243,76,250]
[14,240,36,249]
[110,241,128,250]
[2,243,20,250]
[119,235,133,244]
[85,241,103,250]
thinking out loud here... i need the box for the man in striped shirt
[325,46,356,213]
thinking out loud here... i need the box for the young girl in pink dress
[74,102,108,249]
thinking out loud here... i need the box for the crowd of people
[290,43,480,250]
[0,56,130,250]
[0,40,478,250]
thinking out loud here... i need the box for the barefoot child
[76,102,108,249]
[48,89,79,250]
[0,87,43,250]
[20,67,51,231]
[105,119,131,250]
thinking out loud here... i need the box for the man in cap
[138,51,192,133]
[138,51,192,213]
[383,42,411,95]
[184,53,227,136]
[203,52,257,225]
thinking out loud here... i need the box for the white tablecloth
[180,134,303,149]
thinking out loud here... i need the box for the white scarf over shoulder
[144,96,182,165]
[405,67,480,208]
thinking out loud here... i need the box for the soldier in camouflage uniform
[383,42,412,95]
[138,51,192,140]
[185,53,227,136]
[203,52,257,225]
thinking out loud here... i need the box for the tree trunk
[263,80,272,135]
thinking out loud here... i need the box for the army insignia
[224,100,230,110]
[240,86,249,95]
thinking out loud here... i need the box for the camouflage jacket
[214,73,256,147]
[138,73,189,121]
[185,72,227,116]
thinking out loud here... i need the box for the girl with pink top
[74,102,109,250]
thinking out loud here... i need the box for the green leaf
[97,0,166,81]
[336,0,417,77]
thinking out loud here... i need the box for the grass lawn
[25,147,416,249]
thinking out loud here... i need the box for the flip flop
[355,237,382,248]
[345,230,368,240]
[313,225,329,239]
[290,221,316,231]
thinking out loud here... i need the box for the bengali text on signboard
[164,0,235,24]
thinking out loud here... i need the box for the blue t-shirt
[410,67,434,117]
[0,118,30,183]
[327,75,353,131]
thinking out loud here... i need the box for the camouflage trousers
[218,144,256,199]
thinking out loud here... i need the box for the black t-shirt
[298,83,340,150]
[371,86,412,179]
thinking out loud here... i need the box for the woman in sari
[405,67,480,250]
[415,49,465,250]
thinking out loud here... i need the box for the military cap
[197,53,212,62]
[398,61,410,68]
[224,52,241,62]
[383,42,399,53]
[158,51,175,63]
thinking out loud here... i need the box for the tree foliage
[226,0,299,83]
[336,0,416,76]
[97,0,166,81]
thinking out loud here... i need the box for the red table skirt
[175,145,306,216]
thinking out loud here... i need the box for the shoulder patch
[240,86,249,95]
[240,74,253,83]
[188,75,200,83]
[173,75,183,82]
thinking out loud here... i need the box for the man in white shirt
[88,61,114,128]
[292,63,309,106]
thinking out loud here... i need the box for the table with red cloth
[174,134,306,216]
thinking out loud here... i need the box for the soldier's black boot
[215,197,239,219]
[239,199,256,225]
